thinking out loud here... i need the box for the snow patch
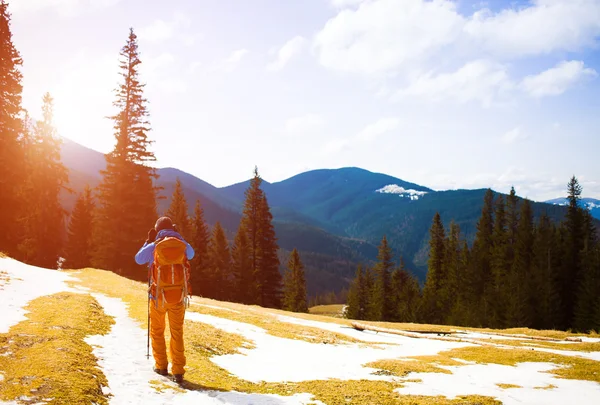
[0,257,74,333]
[185,311,471,383]
[376,184,428,200]
[396,362,600,405]
[86,293,323,404]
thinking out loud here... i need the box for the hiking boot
[173,374,184,384]
[153,368,168,376]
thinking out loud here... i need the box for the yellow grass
[496,383,522,389]
[0,292,114,404]
[309,304,346,318]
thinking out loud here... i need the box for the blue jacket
[135,229,195,266]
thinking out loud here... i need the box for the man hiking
[135,216,194,384]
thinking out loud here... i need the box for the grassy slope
[3,264,600,404]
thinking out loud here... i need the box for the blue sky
[10,0,600,201]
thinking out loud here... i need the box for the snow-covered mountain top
[376,184,428,200]
[545,198,600,210]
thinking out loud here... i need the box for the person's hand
[146,228,157,244]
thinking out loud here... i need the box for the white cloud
[285,114,325,135]
[138,12,195,45]
[330,0,365,8]
[314,0,464,75]
[211,49,249,73]
[465,0,600,58]
[10,0,122,16]
[356,118,400,141]
[267,36,306,72]
[394,60,513,107]
[501,127,528,144]
[521,60,597,98]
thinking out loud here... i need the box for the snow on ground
[197,303,241,313]
[375,184,428,200]
[396,362,600,405]
[186,312,472,383]
[0,257,73,333]
[86,293,324,405]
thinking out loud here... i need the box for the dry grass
[534,384,557,390]
[309,304,346,318]
[496,383,522,389]
[0,292,114,404]
[482,338,600,353]
[365,359,453,377]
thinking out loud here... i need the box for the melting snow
[375,184,428,200]
[0,257,73,333]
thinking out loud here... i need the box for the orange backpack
[149,237,191,308]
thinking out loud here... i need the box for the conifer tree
[364,266,378,320]
[93,29,157,277]
[282,248,308,313]
[394,258,422,323]
[561,176,585,328]
[489,195,508,328]
[190,200,210,297]
[506,198,534,327]
[421,212,446,324]
[0,1,25,256]
[372,235,394,321]
[166,178,190,240]
[65,186,95,269]
[574,210,600,331]
[445,221,462,324]
[346,265,368,320]
[506,187,519,267]
[207,222,231,300]
[471,189,495,326]
[231,222,252,303]
[19,93,68,268]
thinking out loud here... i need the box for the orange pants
[150,300,186,375]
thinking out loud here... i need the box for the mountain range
[59,138,598,297]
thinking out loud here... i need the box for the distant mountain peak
[376,184,428,201]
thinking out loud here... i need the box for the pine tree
[231,222,252,303]
[207,222,231,300]
[346,265,366,320]
[190,200,210,297]
[93,29,157,277]
[394,258,422,323]
[0,1,26,256]
[364,266,378,321]
[65,186,95,269]
[421,212,446,324]
[372,235,394,321]
[166,178,190,240]
[561,176,585,329]
[19,93,68,268]
[445,221,462,324]
[506,186,519,268]
[506,198,534,327]
[282,248,308,313]
[470,189,495,326]
[574,210,600,332]
[489,195,508,328]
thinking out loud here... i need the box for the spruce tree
[65,186,95,269]
[445,221,462,325]
[282,248,308,313]
[346,265,366,320]
[394,258,422,323]
[231,222,252,303]
[207,222,231,300]
[166,178,190,240]
[506,198,534,327]
[190,200,210,297]
[421,212,446,324]
[0,1,25,256]
[93,29,157,277]
[363,266,378,320]
[574,210,600,332]
[373,235,394,321]
[19,93,68,268]
[489,195,508,328]
[470,189,495,326]
[506,187,519,267]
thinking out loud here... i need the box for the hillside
[546,197,600,220]
[2,256,600,404]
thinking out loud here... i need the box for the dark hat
[155,216,174,232]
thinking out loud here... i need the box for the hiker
[135,216,194,384]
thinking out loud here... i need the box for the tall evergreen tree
[190,200,210,297]
[471,189,495,326]
[506,198,534,327]
[445,221,462,324]
[0,1,25,256]
[372,235,394,321]
[65,186,95,269]
[231,222,253,304]
[421,212,446,324]
[282,248,308,313]
[364,266,378,321]
[393,258,422,323]
[19,93,68,268]
[346,265,367,320]
[93,29,158,277]
[506,187,519,267]
[166,178,190,240]
[489,195,508,328]
[207,222,231,300]
[561,176,585,328]
[574,210,600,331]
